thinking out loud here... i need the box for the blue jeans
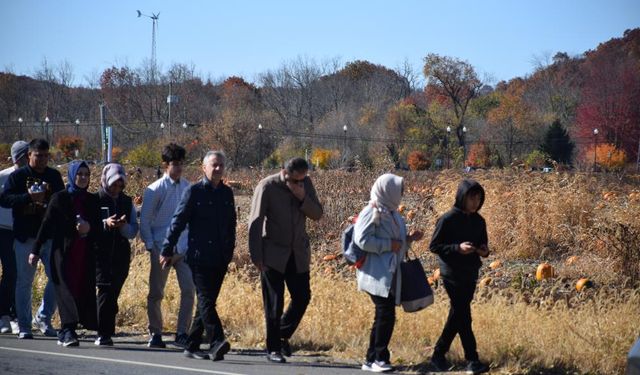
[14,238,56,332]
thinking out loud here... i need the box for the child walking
[429,179,490,374]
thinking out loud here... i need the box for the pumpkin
[535,263,555,281]
[406,210,416,220]
[323,254,338,262]
[489,260,502,270]
[397,204,406,213]
[576,278,593,292]
[479,277,492,287]
[432,268,441,281]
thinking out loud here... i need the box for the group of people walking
[0,138,490,374]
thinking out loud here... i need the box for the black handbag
[400,253,434,313]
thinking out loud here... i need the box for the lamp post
[182,122,187,129]
[343,125,348,157]
[446,126,451,169]
[258,123,263,167]
[18,117,23,139]
[75,119,80,137]
[44,116,50,142]
[593,128,599,172]
[462,126,467,168]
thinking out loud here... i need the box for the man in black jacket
[0,139,64,339]
[161,150,236,362]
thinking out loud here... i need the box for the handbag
[400,252,434,313]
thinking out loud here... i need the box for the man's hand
[159,255,172,269]
[407,229,424,243]
[286,180,306,201]
[28,253,39,267]
[458,241,477,255]
[476,244,490,257]
[28,190,45,205]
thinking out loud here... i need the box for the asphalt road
[0,334,390,375]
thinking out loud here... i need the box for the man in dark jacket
[248,157,323,363]
[428,179,490,374]
[0,139,64,339]
[161,150,236,362]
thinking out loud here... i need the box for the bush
[407,150,429,171]
[311,148,339,170]
[0,143,11,163]
[124,143,161,167]
[56,136,84,160]
[524,149,549,169]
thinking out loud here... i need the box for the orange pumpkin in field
[479,277,492,287]
[536,263,555,281]
[576,278,593,292]
[489,260,502,270]
[323,254,338,262]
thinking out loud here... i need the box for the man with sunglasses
[248,157,323,363]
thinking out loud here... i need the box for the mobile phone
[101,207,110,220]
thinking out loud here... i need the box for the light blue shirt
[140,173,190,254]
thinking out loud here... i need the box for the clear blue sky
[1,0,638,86]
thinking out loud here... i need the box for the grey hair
[203,150,226,164]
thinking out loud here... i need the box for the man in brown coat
[248,157,323,363]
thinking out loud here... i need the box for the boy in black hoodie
[428,179,490,374]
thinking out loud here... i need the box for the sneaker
[32,315,57,337]
[10,319,19,334]
[174,333,189,349]
[370,361,393,372]
[57,330,79,347]
[266,351,286,363]
[361,361,373,371]
[18,331,33,339]
[281,338,292,357]
[465,360,489,374]
[209,339,230,361]
[183,349,210,360]
[94,336,114,346]
[0,315,11,334]
[147,333,166,348]
[430,355,454,371]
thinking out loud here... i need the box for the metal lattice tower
[137,10,160,82]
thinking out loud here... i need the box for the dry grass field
[26,166,640,374]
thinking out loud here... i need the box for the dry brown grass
[24,167,640,374]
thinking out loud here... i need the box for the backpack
[341,220,367,268]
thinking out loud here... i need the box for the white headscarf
[369,173,403,212]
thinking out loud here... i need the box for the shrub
[124,143,161,167]
[0,143,11,163]
[311,148,339,170]
[524,150,549,169]
[56,136,84,160]
[466,142,491,168]
[407,150,429,170]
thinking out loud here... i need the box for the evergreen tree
[541,120,574,165]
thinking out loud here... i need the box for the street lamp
[462,126,468,168]
[160,122,165,130]
[182,122,187,129]
[44,116,50,142]
[258,124,263,167]
[343,125,348,157]
[18,117,23,139]
[593,128,599,172]
[446,126,451,169]
[75,119,80,137]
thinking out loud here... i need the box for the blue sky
[1,0,638,86]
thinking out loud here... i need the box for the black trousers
[433,277,479,361]
[96,254,130,337]
[0,228,16,317]
[186,264,227,351]
[366,293,396,363]
[260,256,310,353]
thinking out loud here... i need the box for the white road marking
[0,346,248,375]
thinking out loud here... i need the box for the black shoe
[148,333,166,348]
[281,338,292,357]
[209,339,230,361]
[266,351,286,363]
[184,349,210,360]
[58,329,79,347]
[466,360,489,374]
[174,333,189,349]
[430,355,453,371]
[94,336,114,346]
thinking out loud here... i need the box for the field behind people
[30,167,640,374]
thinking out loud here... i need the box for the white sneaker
[10,319,19,334]
[32,315,56,337]
[361,362,373,371]
[0,316,10,334]
[371,361,393,373]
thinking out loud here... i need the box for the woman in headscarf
[94,163,138,346]
[353,173,424,373]
[29,160,101,347]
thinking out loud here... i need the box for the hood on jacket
[453,179,485,212]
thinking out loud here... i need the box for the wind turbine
[137,10,160,82]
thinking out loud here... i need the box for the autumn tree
[541,120,574,165]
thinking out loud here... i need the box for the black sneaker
[430,355,454,371]
[184,349,210,360]
[94,336,114,346]
[466,360,489,374]
[148,333,166,348]
[174,333,189,349]
[58,330,79,347]
[209,339,230,361]
[281,338,292,357]
[266,351,286,363]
